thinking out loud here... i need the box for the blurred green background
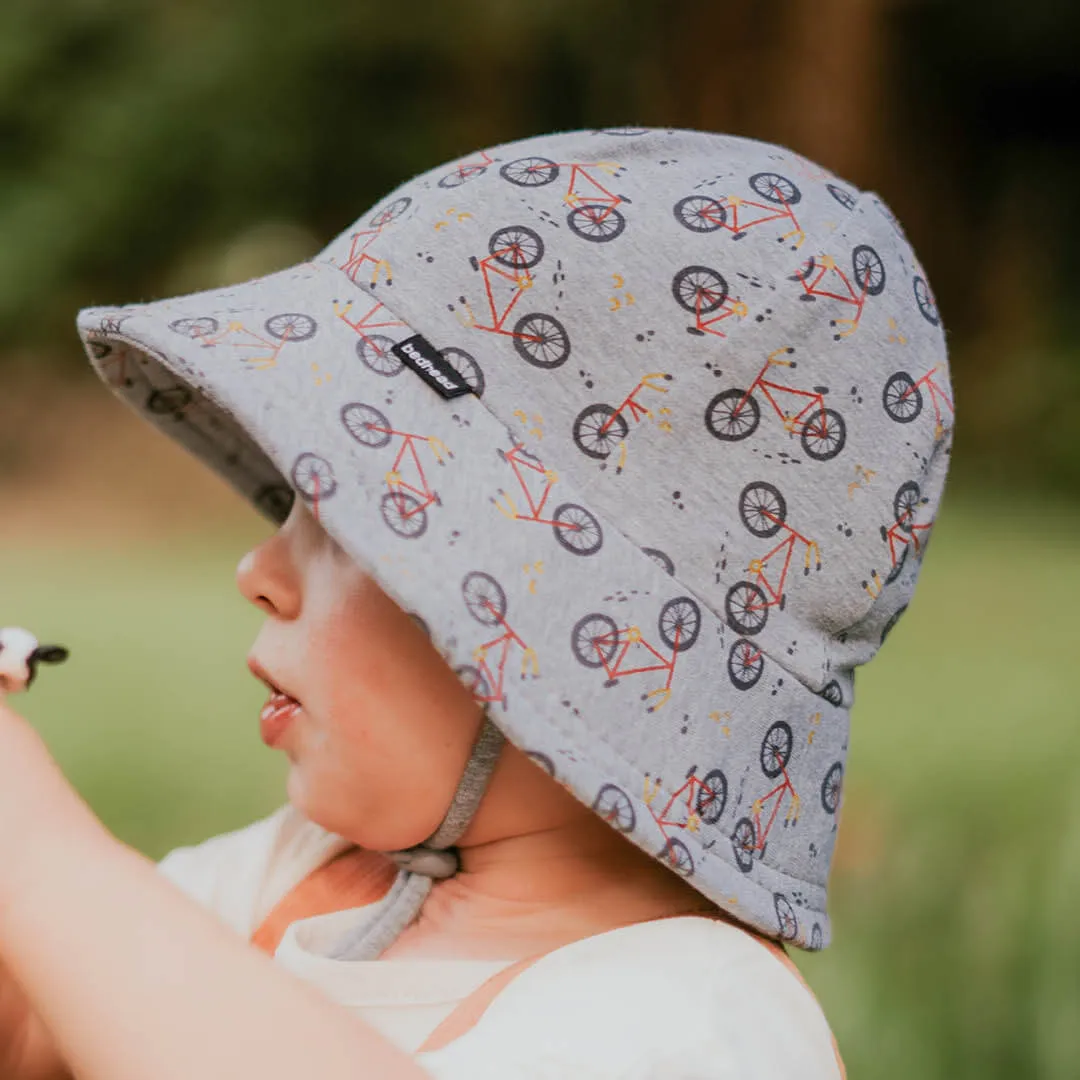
[2,1,1079,1076]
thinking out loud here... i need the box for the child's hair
[77,127,952,955]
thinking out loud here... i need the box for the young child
[0,128,951,1078]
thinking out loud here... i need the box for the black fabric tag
[391,335,474,399]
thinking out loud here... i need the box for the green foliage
[3,492,1078,1077]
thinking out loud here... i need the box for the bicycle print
[671,266,748,339]
[492,442,604,556]
[500,156,629,242]
[673,172,805,249]
[339,402,452,539]
[333,298,485,395]
[571,371,674,466]
[704,346,846,461]
[725,482,821,637]
[570,595,701,713]
[790,244,885,339]
[333,195,412,287]
[882,364,954,440]
[458,225,571,369]
[591,762,727,878]
[731,721,801,872]
[455,571,539,712]
[169,312,317,371]
[880,481,932,584]
[438,149,495,189]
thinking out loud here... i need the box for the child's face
[236,498,488,850]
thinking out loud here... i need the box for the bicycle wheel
[642,548,675,576]
[696,769,728,824]
[380,490,428,539]
[595,127,648,136]
[489,225,544,269]
[455,664,492,702]
[894,481,921,532]
[739,482,787,538]
[826,183,857,211]
[800,407,846,461]
[462,571,507,626]
[659,596,701,652]
[499,157,559,186]
[593,783,635,832]
[705,388,761,441]
[732,818,756,872]
[673,195,726,232]
[725,582,769,636]
[254,483,294,524]
[821,761,843,815]
[552,503,603,556]
[761,721,793,778]
[291,453,337,501]
[572,403,629,458]
[512,313,570,368]
[883,371,923,423]
[749,172,801,205]
[672,265,728,314]
[818,680,843,706]
[439,347,485,396]
[852,244,886,296]
[913,275,940,326]
[571,612,619,668]
[727,638,764,691]
[146,387,193,416]
[356,335,402,376]
[340,402,392,448]
[438,165,487,189]
[408,611,431,638]
[774,894,798,941]
[659,836,694,877]
[567,205,626,242]
[266,313,316,342]
[169,316,218,338]
[791,256,816,283]
[369,196,411,228]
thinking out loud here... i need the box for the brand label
[391,335,474,399]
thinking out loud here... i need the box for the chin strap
[324,709,506,961]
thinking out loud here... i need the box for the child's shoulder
[419,915,843,1080]
[155,802,352,936]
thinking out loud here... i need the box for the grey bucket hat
[76,127,953,955]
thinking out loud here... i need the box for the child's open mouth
[260,691,301,746]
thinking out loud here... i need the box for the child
[0,128,951,1078]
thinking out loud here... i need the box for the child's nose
[235,542,301,618]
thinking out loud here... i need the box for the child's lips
[260,691,301,746]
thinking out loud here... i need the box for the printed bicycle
[500,156,628,242]
[335,196,411,287]
[673,172,805,248]
[461,226,570,369]
[338,402,452,539]
[731,721,801,872]
[438,150,495,189]
[334,299,484,395]
[571,372,674,460]
[881,481,932,584]
[493,442,604,556]
[791,245,885,339]
[169,312,317,371]
[704,346,846,461]
[671,266,748,340]
[592,763,727,878]
[455,571,538,712]
[570,595,701,713]
[725,482,821,637]
[882,364,954,440]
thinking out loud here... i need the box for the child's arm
[0,822,430,1080]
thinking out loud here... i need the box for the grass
[3,488,1079,1078]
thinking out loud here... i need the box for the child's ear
[33,646,69,664]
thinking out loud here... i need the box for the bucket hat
[76,127,953,956]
